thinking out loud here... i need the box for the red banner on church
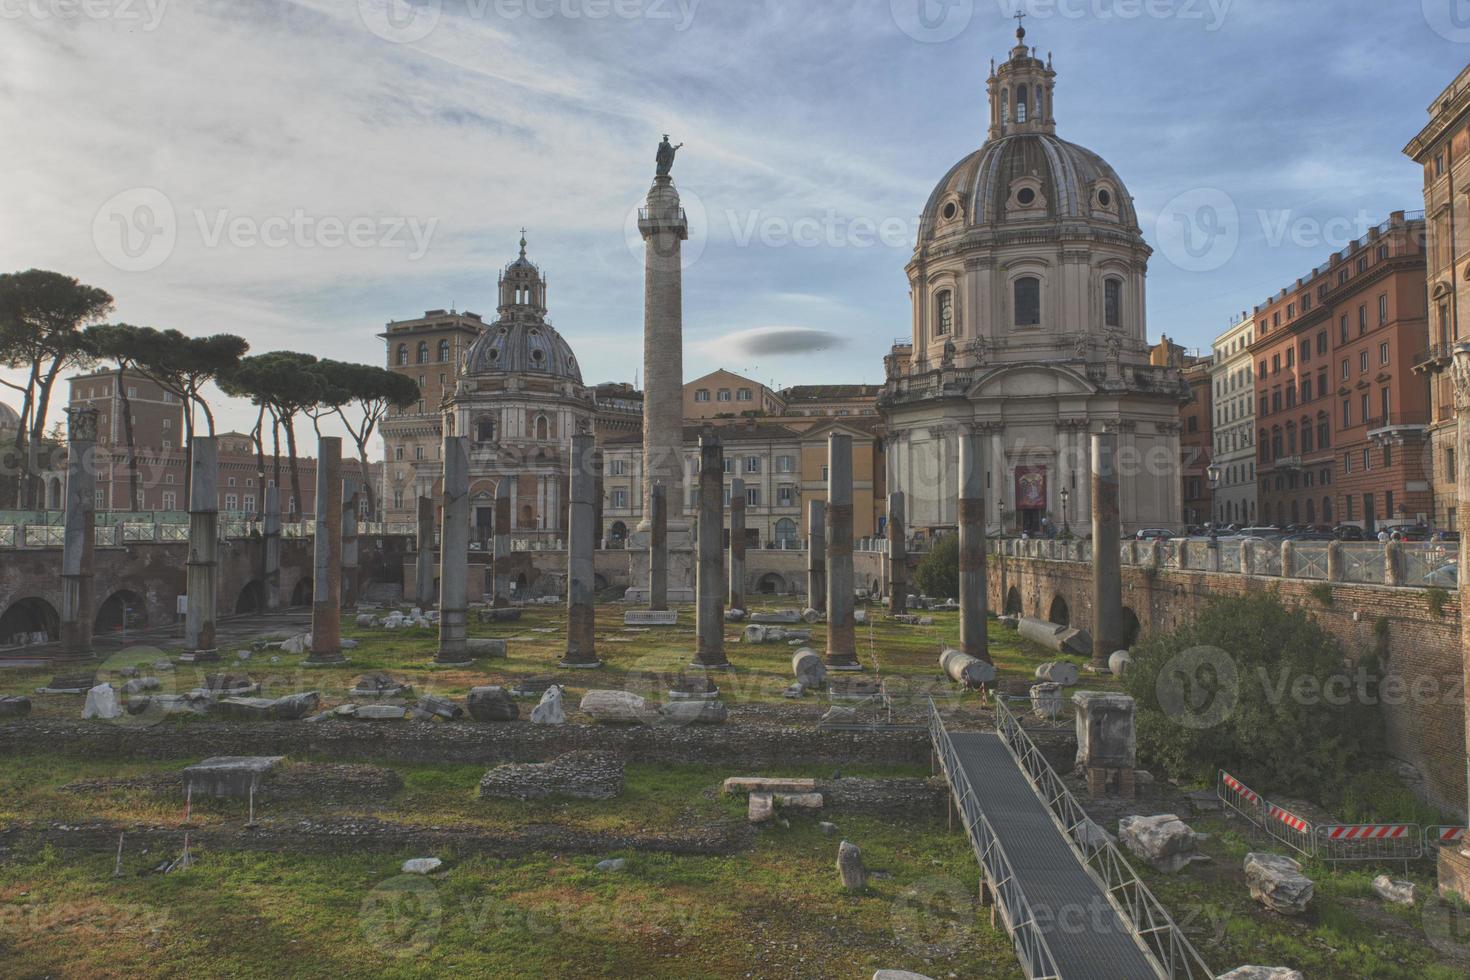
[1015,466,1047,510]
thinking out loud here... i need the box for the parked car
[1425,562,1458,588]
[1135,528,1174,540]
[1284,531,1335,541]
[1238,526,1283,540]
[1332,524,1366,541]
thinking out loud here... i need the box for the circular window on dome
[531,349,545,364]
[1097,189,1112,207]
[488,348,499,361]
[1016,187,1037,206]
[941,201,958,221]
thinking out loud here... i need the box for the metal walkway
[931,700,1213,980]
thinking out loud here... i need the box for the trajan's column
[627,135,695,602]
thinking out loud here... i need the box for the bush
[1122,592,1381,799]
[913,534,958,600]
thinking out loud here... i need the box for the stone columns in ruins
[436,436,470,665]
[1091,430,1123,671]
[887,491,907,615]
[649,483,668,612]
[264,484,281,610]
[415,495,435,605]
[825,433,858,671]
[729,477,746,612]
[182,437,220,663]
[493,479,512,607]
[637,172,689,538]
[807,500,826,613]
[692,432,729,670]
[562,432,601,669]
[306,436,345,666]
[59,407,97,659]
[341,478,359,611]
[958,431,990,664]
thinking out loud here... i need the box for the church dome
[461,235,584,384]
[0,400,18,431]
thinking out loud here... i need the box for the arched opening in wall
[1047,594,1070,628]
[520,504,534,528]
[48,477,62,509]
[95,590,147,634]
[535,415,549,440]
[290,577,313,607]
[0,597,60,644]
[1120,607,1141,648]
[609,521,627,547]
[235,580,266,615]
[1004,587,1022,616]
[594,573,610,592]
[757,572,786,595]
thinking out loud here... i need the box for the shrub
[1122,592,1381,799]
[1426,587,1448,618]
[913,534,958,600]
[1308,582,1333,607]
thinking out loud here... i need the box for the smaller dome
[464,321,583,383]
[0,401,18,432]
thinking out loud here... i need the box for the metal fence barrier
[1315,824,1422,869]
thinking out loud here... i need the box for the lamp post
[1060,486,1070,536]
[1206,462,1222,538]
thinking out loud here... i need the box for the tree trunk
[11,370,34,508]
[30,354,66,511]
[283,415,303,522]
[116,366,140,511]
[357,441,375,522]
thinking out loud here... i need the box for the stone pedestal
[414,495,435,605]
[263,485,281,610]
[692,433,730,670]
[437,436,470,665]
[181,437,220,664]
[958,432,989,664]
[825,433,859,670]
[492,480,512,606]
[341,478,359,611]
[807,500,826,611]
[306,436,345,666]
[1090,431,1123,670]
[1074,691,1136,798]
[886,492,906,614]
[729,478,746,612]
[59,407,98,660]
[562,433,602,669]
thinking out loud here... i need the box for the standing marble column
[637,167,689,537]
[414,495,435,605]
[825,433,859,671]
[1091,430,1123,670]
[436,436,470,665]
[958,432,990,664]
[182,437,220,663]
[692,433,729,670]
[306,436,345,666]
[729,477,746,612]
[341,477,359,612]
[562,432,601,669]
[887,492,907,614]
[807,499,827,612]
[649,483,668,611]
[263,484,281,611]
[493,479,512,606]
[59,407,98,659]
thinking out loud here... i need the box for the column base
[302,655,348,668]
[559,658,604,670]
[176,651,220,664]
[825,659,864,672]
[687,659,733,672]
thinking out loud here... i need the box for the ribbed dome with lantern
[879,25,1189,539]
[462,237,584,382]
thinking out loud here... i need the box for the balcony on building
[1366,413,1429,446]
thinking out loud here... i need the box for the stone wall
[990,553,1466,818]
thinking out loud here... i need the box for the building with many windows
[1208,313,1258,525]
[1180,354,1213,527]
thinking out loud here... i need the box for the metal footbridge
[929,698,1214,980]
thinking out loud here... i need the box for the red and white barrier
[1321,824,1413,841]
[1268,804,1310,834]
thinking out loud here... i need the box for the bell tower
[497,231,548,316]
[986,17,1057,141]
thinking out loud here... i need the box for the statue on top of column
[656,135,684,177]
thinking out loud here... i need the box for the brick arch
[1004,586,1022,616]
[1047,593,1070,628]
[0,594,60,643]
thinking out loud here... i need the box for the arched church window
[1016,85,1028,123]
[1104,278,1122,328]
[438,340,450,362]
[396,344,408,366]
[476,416,497,443]
[417,342,429,364]
[1036,85,1044,119]
[535,415,549,440]
[935,290,953,337]
[1013,277,1041,327]
[1000,90,1008,127]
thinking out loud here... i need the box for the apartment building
[1209,313,1257,525]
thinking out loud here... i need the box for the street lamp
[1060,486,1070,536]
[1206,462,1223,537]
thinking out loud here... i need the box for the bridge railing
[928,699,1061,980]
[992,696,1214,980]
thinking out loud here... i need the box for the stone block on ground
[724,608,746,622]
[184,756,285,798]
[272,692,320,721]
[466,686,518,722]
[1035,661,1081,686]
[624,609,677,626]
[1118,814,1200,873]
[750,610,801,624]
[478,750,624,801]
[0,696,32,719]
[872,972,935,980]
[121,677,161,695]
[837,840,866,890]
[280,633,310,655]
[774,792,823,809]
[940,649,996,689]
[353,704,408,721]
[1030,682,1064,721]
[579,690,651,724]
[401,857,442,875]
[1073,692,1137,771]
[723,777,818,795]
[801,607,822,623]
[417,695,463,721]
[1371,874,1417,906]
[1217,969,1304,980]
[595,858,627,872]
[530,686,565,725]
[215,697,277,721]
[203,673,259,697]
[1108,650,1132,676]
[349,672,413,699]
[791,648,827,688]
[1244,852,1314,915]
[748,792,774,824]
[45,671,96,694]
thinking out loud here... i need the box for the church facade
[880,28,1188,536]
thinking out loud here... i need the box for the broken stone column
[1074,691,1137,798]
[307,436,345,665]
[887,491,907,615]
[562,432,601,669]
[59,407,98,659]
[1090,430,1123,671]
[264,484,282,610]
[340,477,359,611]
[182,436,220,663]
[825,433,858,671]
[649,482,668,612]
[414,495,435,605]
[807,499,826,612]
[958,430,990,664]
[436,436,470,665]
[493,478,512,607]
[692,432,729,670]
[729,477,746,612]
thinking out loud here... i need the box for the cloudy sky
[3,0,1467,449]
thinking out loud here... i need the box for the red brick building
[1248,211,1429,531]
[1180,355,1214,526]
